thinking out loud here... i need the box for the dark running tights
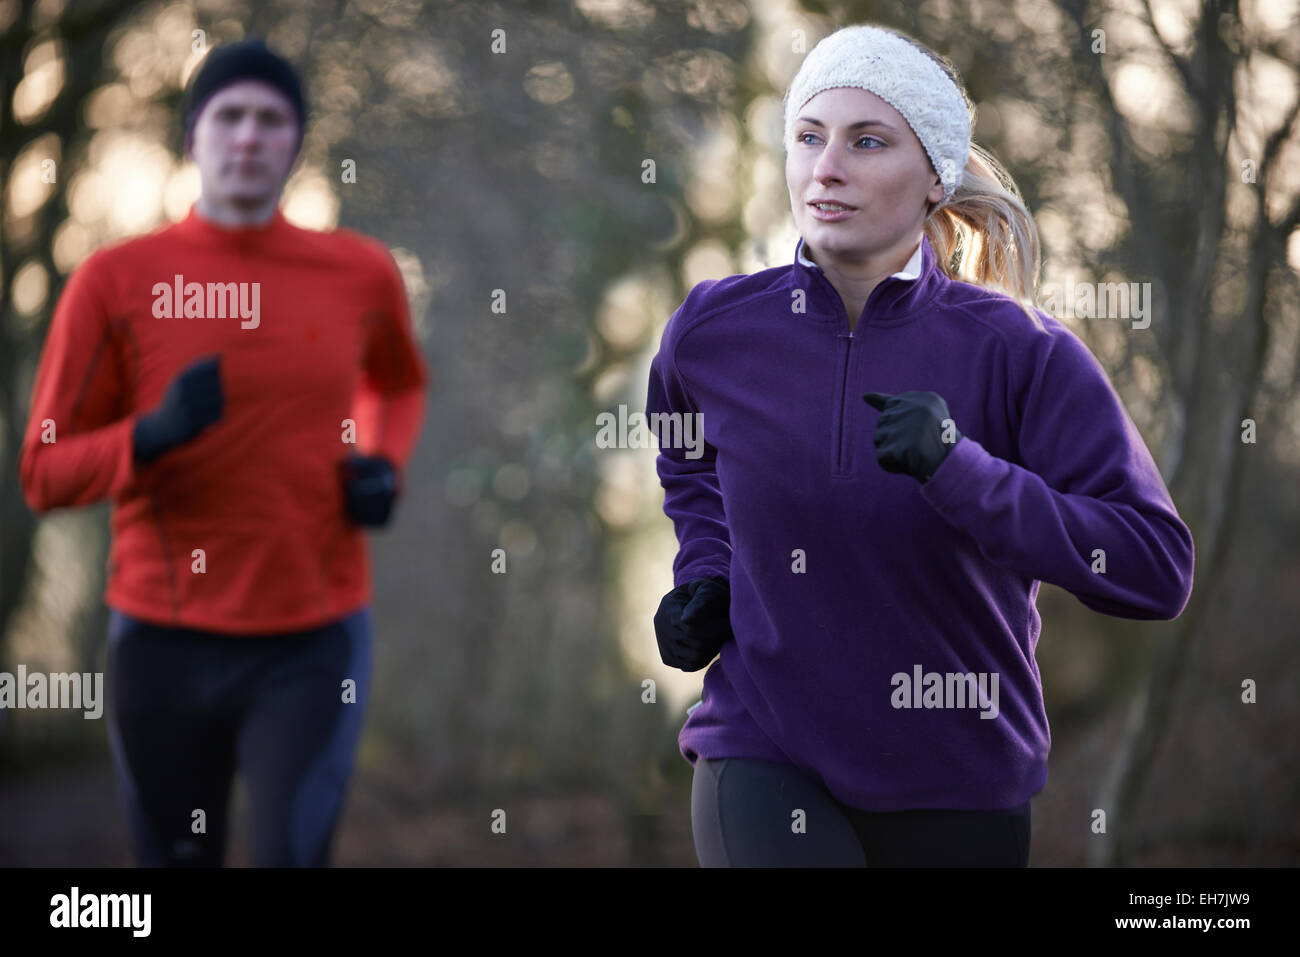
[106,607,372,867]
[691,756,1030,867]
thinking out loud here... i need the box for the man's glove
[132,355,224,465]
[862,390,962,482]
[654,577,732,672]
[340,453,399,527]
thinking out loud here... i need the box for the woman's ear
[924,176,944,218]
[927,174,945,207]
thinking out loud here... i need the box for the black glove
[654,577,732,672]
[341,453,399,527]
[862,390,962,482]
[132,355,224,465]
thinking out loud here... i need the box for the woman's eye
[796,132,882,147]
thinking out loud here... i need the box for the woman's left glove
[653,577,732,672]
[862,391,962,483]
[340,453,399,527]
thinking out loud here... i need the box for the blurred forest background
[1,0,1297,866]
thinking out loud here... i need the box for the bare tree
[1060,0,1300,866]
[1,0,140,677]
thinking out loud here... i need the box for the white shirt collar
[798,237,924,280]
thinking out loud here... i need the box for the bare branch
[1138,0,1202,101]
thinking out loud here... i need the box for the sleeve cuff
[674,563,730,587]
[919,435,987,513]
[108,414,154,499]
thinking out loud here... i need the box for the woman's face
[786,86,944,267]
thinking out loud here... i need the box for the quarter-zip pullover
[646,233,1193,811]
[20,206,429,634]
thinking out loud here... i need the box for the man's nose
[232,116,262,147]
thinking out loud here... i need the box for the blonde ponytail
[895,32,1046,327]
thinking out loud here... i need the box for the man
[19,38,429,866]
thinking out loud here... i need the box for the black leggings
[106,607,372,867]
[691,757,1030,867]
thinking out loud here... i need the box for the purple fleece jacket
[645,233,1194,812]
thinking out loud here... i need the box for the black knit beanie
[182,38,306,153]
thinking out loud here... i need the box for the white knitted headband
[784,25,971,201]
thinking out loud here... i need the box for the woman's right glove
[654,577,732,672]
[132,355,225,465]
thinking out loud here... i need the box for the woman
[646,24,1194,867]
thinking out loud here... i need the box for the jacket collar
[792,233,945,326]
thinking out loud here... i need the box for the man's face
[786,86,944,265]
[189,80,299,210]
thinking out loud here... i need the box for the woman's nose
[812,139,844,182]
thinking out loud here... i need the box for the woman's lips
[808,201,857,222]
